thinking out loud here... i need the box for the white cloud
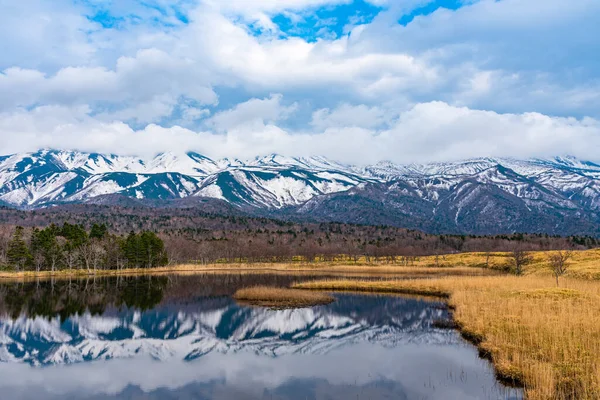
[1,100,599,165]
[0,0,98,71]
[188,9,439,99]
[180,105,211,123]
[96,95,178,125]
[311,104,393,130]
[0,48,217,124]
[207,94,298,132]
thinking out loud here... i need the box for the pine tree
[122,231,167,268]
[31,227,62,272]
[140,231,167,268]
[90,224,108,240]
[123,231,142,268]
[60,222,88,248]
[7,227,32,272]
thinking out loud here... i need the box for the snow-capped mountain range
[0,150,368,208]
[3,149,600,234]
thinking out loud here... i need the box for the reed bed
[171,263,497,275]
[233,286,335,308]
[294,276,600,400]
[416,249,600,280]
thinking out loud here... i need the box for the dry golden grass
[170,248,600,279]
[171,262,497,274]
[0,263,497,282]
[295,276,600,400]
[233,286,334,308]
[415,249,600,280]
[4,248,600,282]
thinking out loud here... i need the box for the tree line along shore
[1,204,599,269]
[0,219,598,274]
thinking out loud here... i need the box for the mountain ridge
[2,149,600,235]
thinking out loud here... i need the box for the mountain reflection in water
[0,275,522,400]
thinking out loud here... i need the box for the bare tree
[33,253,45,273]
[48,248,61,273]
[511,249,533,276]
[90,243,106,272]
[548,250,573,286]
[49,237,66,273]
[79,243,93,273]
[63,249,80,270]
[485,252,492,268]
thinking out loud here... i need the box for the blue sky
[0,0,599,163]
[83,0,193,28]
[85,0,466,42]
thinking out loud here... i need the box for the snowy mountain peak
[538,156,600,172]
[0,150,367,208]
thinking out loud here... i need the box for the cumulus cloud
[0,0,98,71]
[1,100,599,165]
[311,104,393,130]
[207,94,298,132]
[0,0,598,163]
[1,49,215,104]
[186,8,439,101]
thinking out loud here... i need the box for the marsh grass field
[295,275,600,400]
[416,249,600,280]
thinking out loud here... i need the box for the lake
[0,275,522,399]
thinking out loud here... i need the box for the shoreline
[0,263,498,281]
[2,248,600,281]
[294,281,522,387]
[294,276,600,399]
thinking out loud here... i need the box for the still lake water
[0,275,522,400]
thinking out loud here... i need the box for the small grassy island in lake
[233,286,335,308]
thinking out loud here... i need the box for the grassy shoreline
[3,248,600,281]
[0,263,497,281]
[294,276,600,399]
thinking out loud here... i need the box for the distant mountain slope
[297,165,598,235]
[2,150,600,234]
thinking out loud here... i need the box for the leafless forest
[0,205,596,265]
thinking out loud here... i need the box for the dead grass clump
[295,276,600,400]
[233,286,334,308]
